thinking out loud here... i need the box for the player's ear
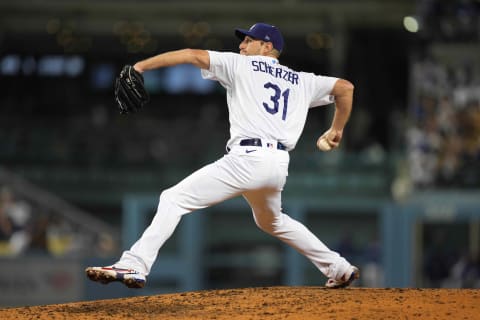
[263,41,274,54]
[271,49,281,58]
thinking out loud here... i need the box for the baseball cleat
[85,266,146,289]
[325,266,360,289]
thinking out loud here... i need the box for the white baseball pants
[116,144,352,281]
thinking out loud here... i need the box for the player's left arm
[133,49,210,73]
[318,79,354,149]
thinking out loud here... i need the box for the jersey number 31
[263,82,290,121]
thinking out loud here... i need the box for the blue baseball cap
[235,23,284,52]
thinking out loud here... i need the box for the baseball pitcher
[86,22,359,289]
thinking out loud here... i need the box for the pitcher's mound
[1,286,479,319]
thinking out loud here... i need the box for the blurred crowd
[407,0,480,288]
[0,187,32,255]
[418,0,480,42]
[423,225,480,288]
[425,248,480,288]
[0,96,228,170]
[0,186,115,258]
[407,50,480,189]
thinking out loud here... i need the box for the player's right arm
[133,49,210,73]
[326,79,354,145]
[330,79,354,128]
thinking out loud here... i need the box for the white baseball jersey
[116,50,354,285]
[201,51,338,151]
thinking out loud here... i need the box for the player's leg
[116,157,249,274]
[87,154,246,286]
[243,188,358,287]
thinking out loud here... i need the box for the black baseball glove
[114,65,150,114]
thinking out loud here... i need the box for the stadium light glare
[403,16,419,33]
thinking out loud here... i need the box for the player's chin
[239,50,247,55]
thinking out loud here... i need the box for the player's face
[239,36,269,56]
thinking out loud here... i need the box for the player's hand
[133,63,144,73]
[316,128,342,152]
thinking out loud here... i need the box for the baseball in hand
[317,137,332,151]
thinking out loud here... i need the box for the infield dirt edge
[0,286,479,319]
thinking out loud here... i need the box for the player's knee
[254,215,281,235]
[158,187,191,218]
[255,221,273,234]
[159,189,169,202]
[159,188,176,206]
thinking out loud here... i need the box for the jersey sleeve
[306,74,339,108]
[201,51,239,88]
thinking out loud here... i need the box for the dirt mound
[0,286,478,319]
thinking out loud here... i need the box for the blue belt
[240,138,287,151]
